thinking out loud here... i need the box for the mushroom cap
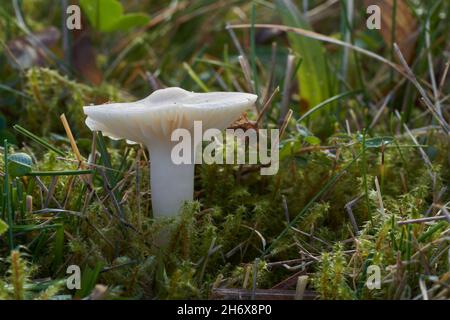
[84,87,257,144]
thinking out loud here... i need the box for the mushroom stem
[147,141,195,218]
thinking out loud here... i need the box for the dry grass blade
[227,23,406,76]
[345,195,362,234]
[60,114,84,166]
[279,109,293,140]
[398,215,448,225]
[278,54,296,124]
[374,177,385,217]
[393,44,450,134]
[257,86,279,125]
[439,60,449,91]
[238,55,254,94]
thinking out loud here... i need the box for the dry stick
[369,93,392,129]
[33,208,83,217]
[395,110,435,185]
[267,257,316,268]
[398,215,448,225]
[438,59,449,91]
[433,203,450,224]
[282,261,315,271]
[393,44,450,135]
[279,109,293,140]
[238,55,255,95]
[257,86,279,125]
[34,176,61,208]
[227,24,448,133]
[63,175,77,209]
[98,169,125,220]
[278,54,296,125]
[425,18,442,117]
[290,226,331,247]
[425,187,447,216]
[60,114,89,174]
[344,195,362,234]
[227,23,406,75]
[255,109,293,174]
[60,114,88,207]
[45,176,58,208]
[60,114,84,165]
[374,176,385,217]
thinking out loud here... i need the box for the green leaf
[80,0,149,32]
[279,139,302,160]
[52,225,64,270]
[0,219,8,236]
[276,0,334,110]
[110,13,150,32]
[8,153,33,177]
[80,0,122,32]
[304,135,321,145]
[75,262,104,298]
[357,135,394,148]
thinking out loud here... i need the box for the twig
[395,110,436,184]
[425,18,442,117]
[227,23,406,76]
[238,55,254,94]
[257,86,279,125]
[374,177,385,217]
[393,44,450,134]
[345,195,362,233]
[369,93,392,129]
[438,59,449,91]
[398,215,448,225]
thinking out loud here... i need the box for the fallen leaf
[365,0,418,62]
[71,21,102,85]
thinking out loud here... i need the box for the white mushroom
[84,87,257,218]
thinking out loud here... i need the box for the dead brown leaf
[71,17,102,85]
[365,0,418,62]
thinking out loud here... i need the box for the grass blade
[275,0,334,109]
[13,125,65,156]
